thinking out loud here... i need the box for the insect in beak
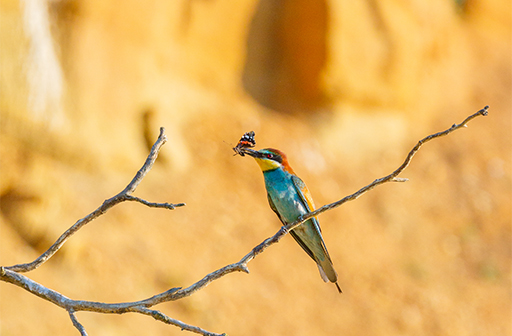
[233,131,256,156]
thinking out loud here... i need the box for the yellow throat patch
[254,157,281,172]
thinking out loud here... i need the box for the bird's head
[243,148,295,174]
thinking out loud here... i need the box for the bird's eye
[266,153,273,159]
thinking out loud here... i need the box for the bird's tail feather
[317,264,330,283]
[317,260,337,283]
[318,263,342,293]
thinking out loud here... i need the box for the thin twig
[124,195,186,209]
[5,127,183,273]
[69,311,88,336]
[133,307,226,336]
[121,127,167,194]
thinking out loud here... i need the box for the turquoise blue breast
[263,168,308,223]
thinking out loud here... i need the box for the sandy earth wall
[1,0,510,335]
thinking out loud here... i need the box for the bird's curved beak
[240,148,261,158]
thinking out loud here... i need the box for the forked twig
[5,127,184,273]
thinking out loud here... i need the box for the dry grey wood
[0,267,223,336]
[0,106,488,336]
[232,105,489,269]
[5,127,184,273]
[69,311,88,336]
[0,127,216,335]
[290,105,490,228]
[148,106,490,303]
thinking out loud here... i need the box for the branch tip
[239,264,250,274]
[124,195,186,210]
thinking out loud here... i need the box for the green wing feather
[267,192,316,261]
[291,176,339,287]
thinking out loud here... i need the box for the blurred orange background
[1,0,510,335]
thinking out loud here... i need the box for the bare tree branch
[69,310,88,336]
[0,126,225,336]
[164,106,490,304]
[123,194,186,209]
[120,127,168,195]
[0,107,488,336]
[5,127,184,273]
[230,105,490,269]
[291,105,489,230]
[133,307,226,336]
[0,267,223,336]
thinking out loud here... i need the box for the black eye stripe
[263,152,282,163]
[257,150,283,164]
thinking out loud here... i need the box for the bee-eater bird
[243,148,341,293]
